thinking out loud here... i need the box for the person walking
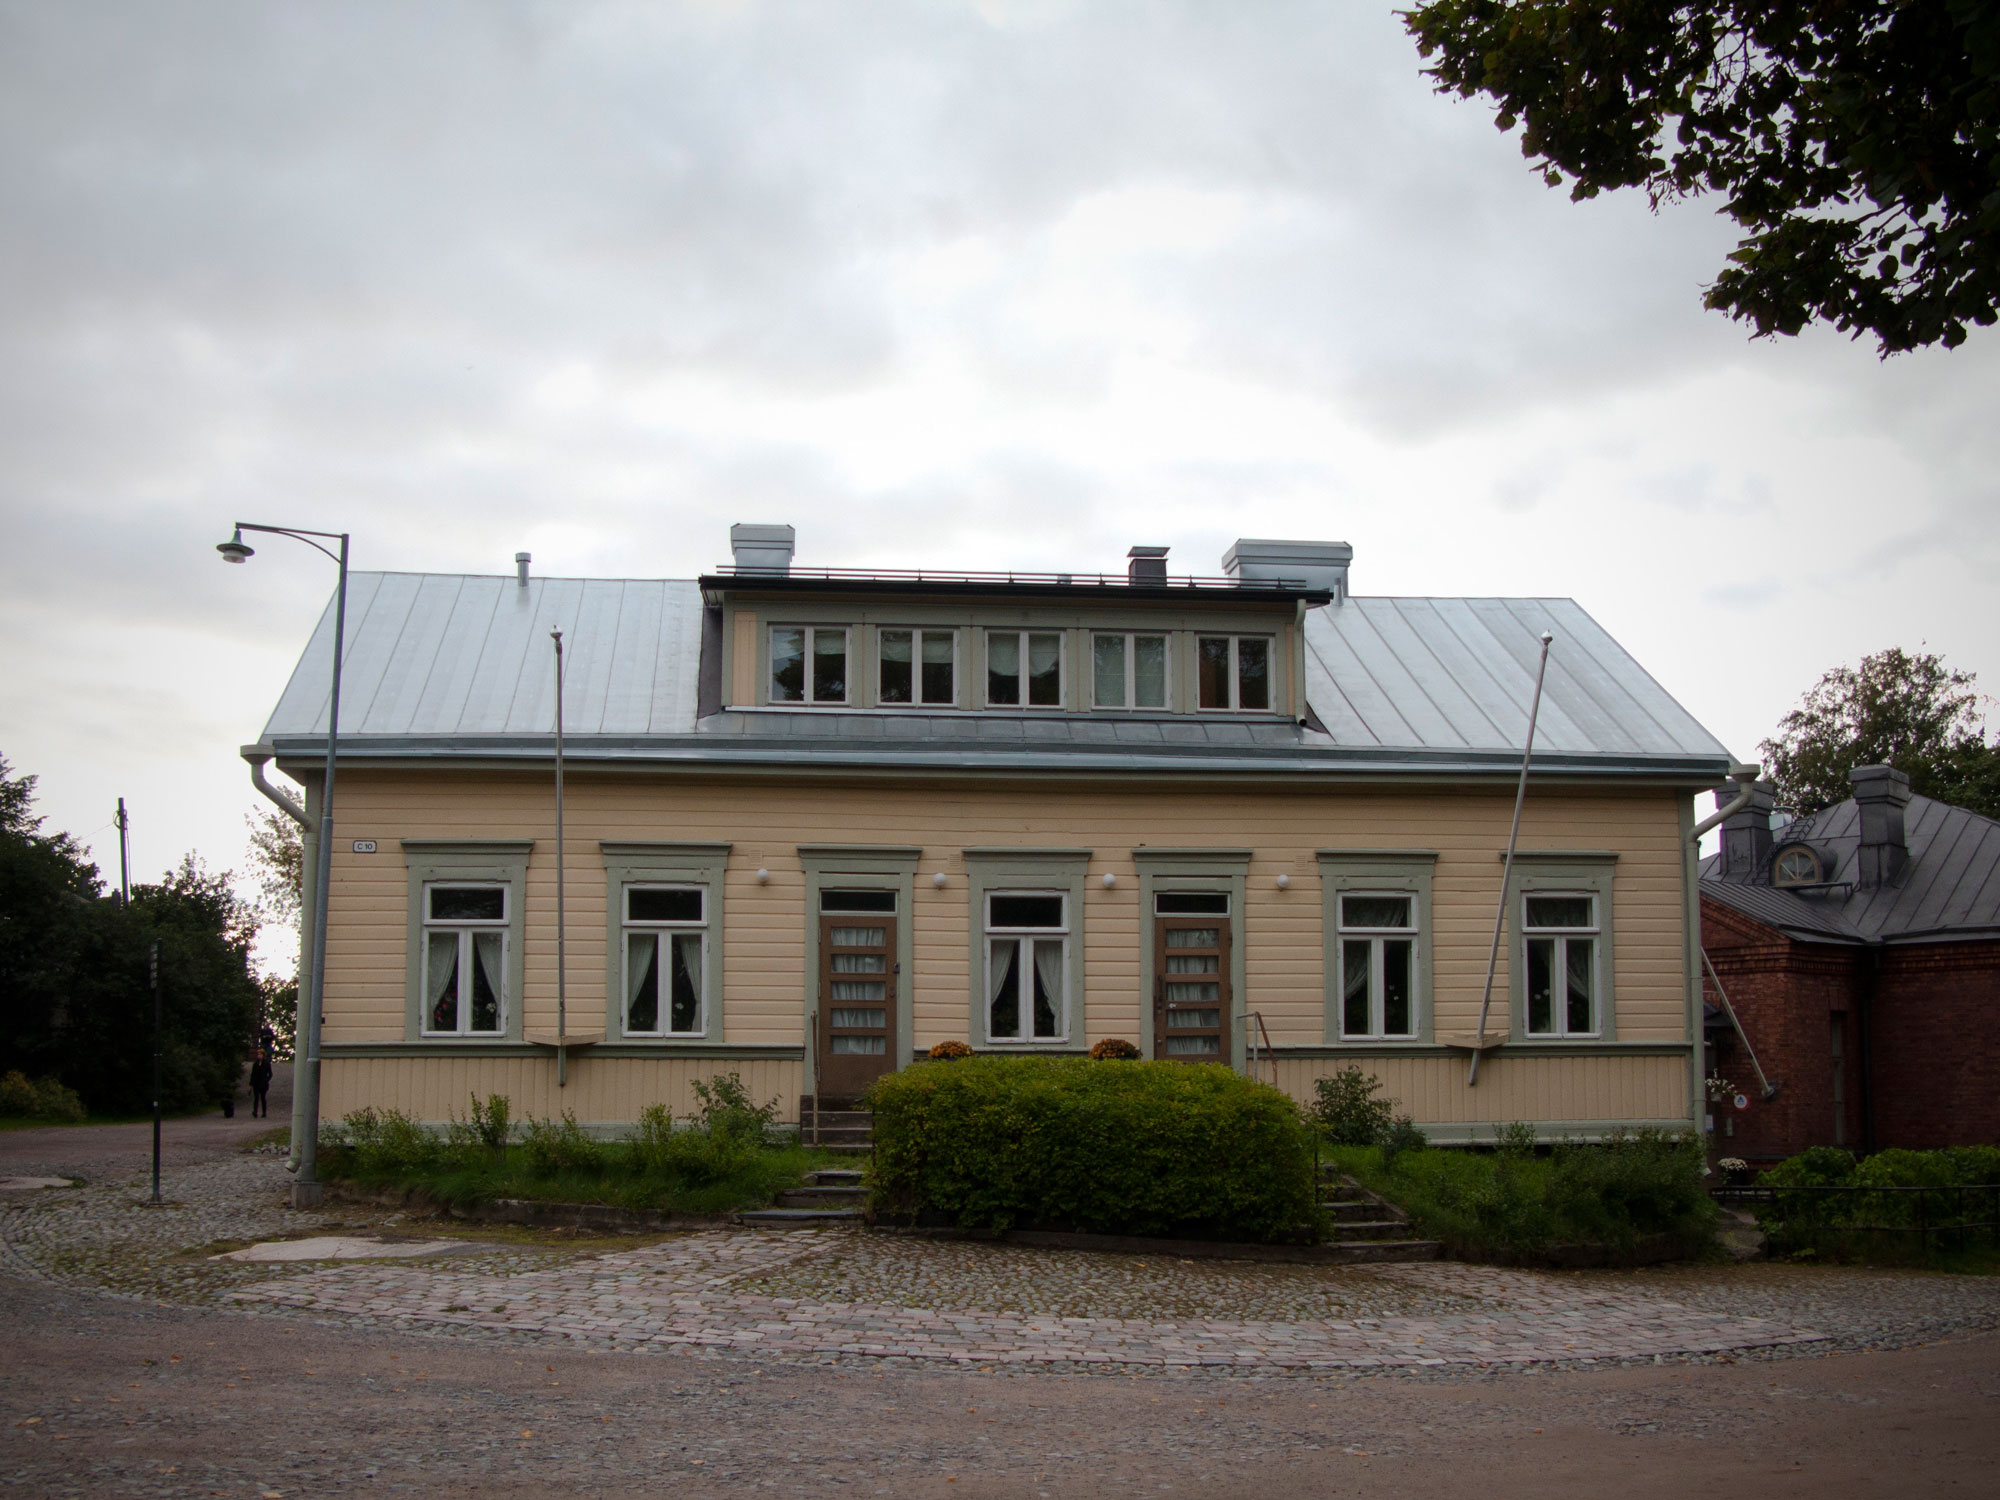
[249,1050,273,1119]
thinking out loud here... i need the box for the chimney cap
[1849,764,1912,805]
[729,523,797,575]
[1127,545,1170,560]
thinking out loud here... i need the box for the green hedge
[1754,1146,2000,1260]
[1331,1129,1717,1258]
[867,1056,1319,1242]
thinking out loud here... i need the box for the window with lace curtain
[420,884,507,1036]
[985,891,1068,1042]
[622,886,706,1036]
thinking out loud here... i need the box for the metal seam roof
[259,572,1732,771]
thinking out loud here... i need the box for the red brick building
[1699,766,2000,1161]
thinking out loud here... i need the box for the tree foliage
[1403,1,2000,353]
[1759,647,2000,816]
[0,754,262,1113]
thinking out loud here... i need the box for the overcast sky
[3,1,1995,972]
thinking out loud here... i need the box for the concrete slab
[213,1235,475,1262]
[0,1176,76,1193]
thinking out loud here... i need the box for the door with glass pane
[1154,917,1229,1061]
[817,911,897,1099]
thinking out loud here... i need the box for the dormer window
[987,630,1063,708]
[771,626,848,704]
[1197,635,1271,711]
[879,629,956,707]
[1772,844,1824,888]
[1093,632,1170,709]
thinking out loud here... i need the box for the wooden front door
[1154,916,1230,1062]
[817,912,898,1100]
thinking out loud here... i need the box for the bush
[1311,1067,1397,1146]
[1088,1038,1141,1060]
[445,1093,512,1155]
[1755,1145,2000,1259]
[519,1112,604,1176]
[868,1055,1319,1242]
[330,1106,440,1175]
[690,1072,778,1143]
[1334,1129,1716,1258]
[928,1040,974,1060]
[0,1070,86,1122]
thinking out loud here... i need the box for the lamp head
[216,528,255,564]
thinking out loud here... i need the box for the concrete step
[1321,1218,1409,1241]
[1321,1239,1441,1264]
[1323,1200,1382,1222]
[737,1207,863,1227]
[775,1186,867,1207]
[815,1143,874,1155]
[806,1169,865,1185]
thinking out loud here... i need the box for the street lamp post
[218,522,348,1210]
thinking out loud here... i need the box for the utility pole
[150,941,162,1205]
[552,628,568,1087]
[116,798,131,907]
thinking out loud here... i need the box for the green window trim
[1501,851,1619,1044]
[600,842,731,1043]
[1317,849,1437,1046]
[401,840,533,1044]
[963,848,1090,1047]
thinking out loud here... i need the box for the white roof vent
[1221,538,1352,601]
[729,523,796,575]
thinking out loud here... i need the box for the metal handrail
[1720,1181,2000,1254]
[1244,1010,1279,1087]
[808,1012,819,1149]
[710,564,1314,591]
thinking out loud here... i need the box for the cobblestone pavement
[0,1150,1888,1373]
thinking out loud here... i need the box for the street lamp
[218,521,349,1209]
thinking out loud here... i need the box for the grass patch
[1332,1128,1718,1261]
[317,1074,833,1215]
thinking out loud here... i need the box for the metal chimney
[515,552,531,587]
[730,523,796,575]
[1715,780,1775,881]
[1127,546,1169,585]
[1850,764,1911,887]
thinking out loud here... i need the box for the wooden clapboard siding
[1271,1052,1688,1126]
[318,769,1693,1119]
[322,1054,804,1127]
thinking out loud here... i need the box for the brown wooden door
[817,913,897,1100]
[1154,916,1229,1062]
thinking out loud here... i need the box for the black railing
[1715,1182,2000,1254]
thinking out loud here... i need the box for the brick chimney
[1849,764,1911,887]
[1716,780,1775,881]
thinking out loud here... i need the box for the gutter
[1690,763,1763,842]
[242,746,309,828]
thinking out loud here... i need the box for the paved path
[230,1227,1827,1369]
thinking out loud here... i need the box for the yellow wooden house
[247,526,1735,1141]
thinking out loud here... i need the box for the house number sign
[352,840,378,853]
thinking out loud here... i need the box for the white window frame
[877,627,957,708]
[1194,634,1275,712]
[984,629,1065,710]
[1522,891,1600,1039]
[419,883,509,1037]
[1772,845,1822,887]
[769,624,850,705]
[983,889,1070,1043]
[620,884,708,1038]
[1091,631,1172,710]
[1336,891,1420,1040]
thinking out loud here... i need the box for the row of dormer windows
[765,624,1275,713]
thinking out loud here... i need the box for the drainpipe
[245,749,310,829]
[1691,764,1764,843]
[244,748,312,1173]
[1858,949,1879,1156]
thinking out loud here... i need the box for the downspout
[1858,948,1879,1156]
[1691,764,1763,843]
[244,749,311,1171]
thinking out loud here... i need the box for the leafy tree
[1759,648,2000,816]
[0,753,263,1112]
[1403,1,2000,353]
[244,807,303,1057]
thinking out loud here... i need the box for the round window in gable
[1772,845,1823,887]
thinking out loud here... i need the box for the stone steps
[1316,1172,1439,1262]
[741,1168,867,1228]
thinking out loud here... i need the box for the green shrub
[330,1106,440,1175]
[1756,1145,2000,1259]
[627,1101,760,1186]
[519,1112,604,1176]
[1310,1067,1396,1146]
[868,1055,1319,1242]
[689,1072,777,1144]
[1382,1114,1428,1167]
[1334,1129,1716,1258]
[0,1070,86,1122]
[445,1093,513,1155]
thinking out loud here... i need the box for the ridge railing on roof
[709,565,1310,589]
